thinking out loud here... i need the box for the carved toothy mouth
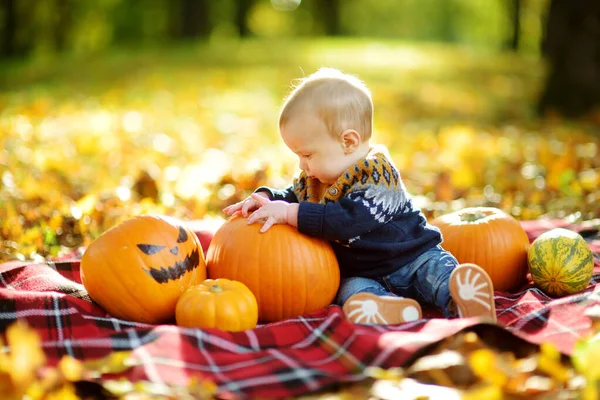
[145,247,200,284]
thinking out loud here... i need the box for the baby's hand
[246,194,295,233]
[222,192,270,217]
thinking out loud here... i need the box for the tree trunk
[505,0,521,51]
[538,0,600,118]
[181,0,211,38]
[1,0,16,57]
[439,0,456,42]
[235,0,254,37]
[54,0,72,52]
[321,0,341,36]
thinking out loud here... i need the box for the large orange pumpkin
[430,207,529,292]
[81,215,206,324]
[206,215,340,322]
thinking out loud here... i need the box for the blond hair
[279,68,373,140]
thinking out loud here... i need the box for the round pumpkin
[81,215,206,324]
[206,215,340,322]
[528,228,594,297]
[430,207,529,292]
[176,278,258,331]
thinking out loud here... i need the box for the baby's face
[280,112,358,185]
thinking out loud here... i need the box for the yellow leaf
[469,349,507,386]
[540,342,560,362]
[82,351,135,376]
[450,165,477,190]
[462,383,503,400]
[364,366,404,381]
[75,193,99,215]
[41,383,79,400]
[538,344,570,383]
[188,377,218,398]
[583,384,599,400]
[101,378,135,396]
[0,371,16,398]
[48,212,63,232]
[58,355,84,382]
[6,320,46,389]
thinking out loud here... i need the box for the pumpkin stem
[210,284,223,293]
[460,211,487,223]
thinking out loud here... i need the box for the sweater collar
[295,144,394,203]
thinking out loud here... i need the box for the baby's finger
[246,210,263,224]
[241,200,255,217]
[251,193,270,205]
[222,202,241,214]
[260,216,276,233]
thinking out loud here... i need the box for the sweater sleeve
[297,184,408,241]
[254,185,299,203]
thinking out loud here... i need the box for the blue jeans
[336,245,459,317]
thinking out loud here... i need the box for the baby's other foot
[449,263,497,323]
[342,293,422,325]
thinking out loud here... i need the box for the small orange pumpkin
[430,207,530,292]
[206,215,340,322]
[81,215,206,324]
[176,278,258,331]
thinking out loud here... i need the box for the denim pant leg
[383,246,459,317]
[335,276,392,306]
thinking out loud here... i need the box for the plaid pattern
[496,219,600,354]
[1,219,599,398]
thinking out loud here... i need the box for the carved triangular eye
[177,227,188,243]
[137,244,166,255]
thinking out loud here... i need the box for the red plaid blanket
[1,219,599,398]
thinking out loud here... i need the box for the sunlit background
[1,0,599,262]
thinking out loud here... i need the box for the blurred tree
[236,0,256,37]
[1,0,33,58]
[320,0,342,36]
[111,0,171,45]
[538,0,600,118]
[180,0,211,38]
[505,0,521,50]
[0,0,549,61]
[439,0,457,42]
[1,0,15,57]
[53,0,72,52]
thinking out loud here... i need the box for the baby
[223,67,496,325]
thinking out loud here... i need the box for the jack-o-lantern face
[81,215,207,324]
[137,226,201,284]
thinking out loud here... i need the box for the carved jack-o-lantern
[81,215,206,324]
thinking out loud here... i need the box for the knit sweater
[256,145,442,279]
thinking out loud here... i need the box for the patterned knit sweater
[256,145,442,279]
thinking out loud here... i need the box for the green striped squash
[528,228,594,297]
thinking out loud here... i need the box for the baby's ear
[340,129,361,153]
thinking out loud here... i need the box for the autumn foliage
[1,43,599,263]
